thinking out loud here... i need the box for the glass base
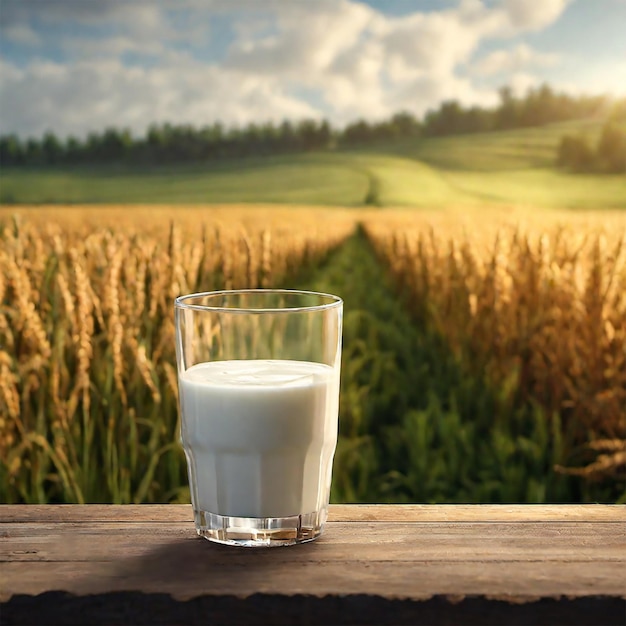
[194,508,327,547]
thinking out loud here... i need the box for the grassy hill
[1,118,624,209]
[365,118,608,170]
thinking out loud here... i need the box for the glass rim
[174,289,343,314]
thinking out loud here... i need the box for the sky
[1,0,625,139]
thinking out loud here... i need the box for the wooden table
[1,505,625,625]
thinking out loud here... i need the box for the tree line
[1,84,624,168]
[557,123,626,174]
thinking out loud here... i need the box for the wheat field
[0,206,357,503]
[1,205,624,503]
[363,209,626,481]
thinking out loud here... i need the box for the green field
[2,119,625,209]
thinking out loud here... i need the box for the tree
[25,138,44,165]
[42,131,63,165]
[0,134,24,165]
[100,127,132,161]
[278,120,297,153]
[341,119,373,146]
[596,124,626,173]
[390,112,421,138]
[65,136,82,164]
[496,86,519,129]
[557,135,594,172]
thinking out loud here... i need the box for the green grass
[2,119,624,209]
[365,118,611,171]
[347,118,626,209]
[0,157,369,206]
[440,168,626,209]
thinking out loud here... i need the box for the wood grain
[1,504,625,625]
[2,503,624,523]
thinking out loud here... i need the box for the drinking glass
[174,289,343,547]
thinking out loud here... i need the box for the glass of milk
[174,289,342,547]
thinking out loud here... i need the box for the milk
[179,359,339,519]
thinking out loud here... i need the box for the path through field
[286,228,582,504]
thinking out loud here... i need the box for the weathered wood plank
[1,504,625,625]
[2,523,624,563]
[0,522,625,566]
[2,559,625,601]
[1,503,624,523]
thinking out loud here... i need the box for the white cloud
[0,59,22,82]
[220,0,571,122]
[330,39,384,85]
[508,71,542,96]
[0,1,203,47]
[221,1,495,122]
[61,36,163,59]
[500,0,571,32]
[0,0,576,137]
[472,44,561,76]
[2,23,41,46]
[446,0,572,41]
[552,59,626,98]
[380,11,484,78]
[225,1,377,76]
[392,73,499,117]
[1,1,162,28]
[0,56,319,138]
